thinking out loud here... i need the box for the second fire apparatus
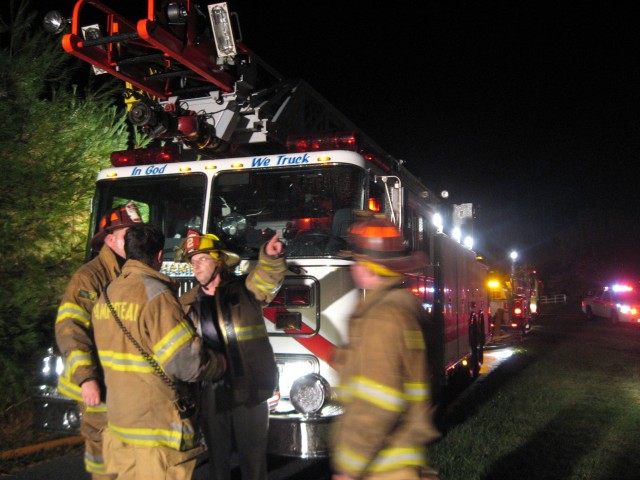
[34,0,490,458]
[487,268,538,336]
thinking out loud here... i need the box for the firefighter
[54,201,142,479]
[492,306,509,341]
[331,214,441,480]
[175,229,286,480]
[92,224,227,480]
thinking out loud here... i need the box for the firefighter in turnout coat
[55,201,142,479]
[175,230,286,480]
[92,224,227,480]
[331,214,441,480]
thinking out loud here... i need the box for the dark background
[232,1,640,274]
[15,0,640,278]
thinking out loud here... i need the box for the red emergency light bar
[286,132,391,172]
[612,284,633,292]
[110,145,179,167]
[286,132,357,153]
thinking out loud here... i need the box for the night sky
[20,1,640,274]
[232,1,640,271]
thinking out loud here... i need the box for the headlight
[290,373,331,415]
[63,407,81,429]
[37,347,63,387]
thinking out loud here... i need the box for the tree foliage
[0,1,130,411]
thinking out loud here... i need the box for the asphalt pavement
[5,450,331,480]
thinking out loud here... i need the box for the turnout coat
[179,244,286,407]
[55,244,121,405]
[331,276,442,478]
[92,259,225,451]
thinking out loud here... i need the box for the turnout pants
[200,381,269,480]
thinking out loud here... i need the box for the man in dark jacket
[176,230,286,480]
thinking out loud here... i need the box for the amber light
[368,197,381,212]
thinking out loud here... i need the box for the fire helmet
[175,230,240,267]
[91,200,143,250]
[342,213,427,275]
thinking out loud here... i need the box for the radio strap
[102,283,195,418]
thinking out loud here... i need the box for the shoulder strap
[102,282,196,419]
[102,283,177,391]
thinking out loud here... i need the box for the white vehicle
[582,283,640,324]
[34,0,490,458]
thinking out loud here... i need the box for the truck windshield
[209,165,365,258]
[92,173,208,261]
[92,164,367,262]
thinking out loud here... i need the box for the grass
[428,307,640,479]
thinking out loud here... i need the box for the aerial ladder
[44,0,395,165]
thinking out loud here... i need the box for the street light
[510,250,518,272]
[510,250,518,296]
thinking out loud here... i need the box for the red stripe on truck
[263,308,337,368]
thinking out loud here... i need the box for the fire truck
[34,0,490,458]
[487,268,538,336]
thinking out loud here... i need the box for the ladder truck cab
[34,0,490,459]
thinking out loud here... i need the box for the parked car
[581,282,640,324]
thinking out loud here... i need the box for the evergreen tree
[0,1,130,412]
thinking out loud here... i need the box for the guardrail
[539,294,567,305]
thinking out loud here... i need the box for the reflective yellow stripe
[67,350,94,376]
[57,374,82,401]
[403,381,429,401]
[258,257,285,272]
[99,351,157,373]
[108,421,197,450]
[154,323,194,364]
[235,324,268,342]
[86,404,107,413]
[252,269,282,295]
[369,446,427,472]
[350,375,405,412]
[333,444,368,473]
[334,444,427,475]
[56,302,90,328]
[84,451,107,474]
[56,375,106,412]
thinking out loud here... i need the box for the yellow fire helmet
[175,230,240,267]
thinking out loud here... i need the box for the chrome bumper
[267,406,342,458]
[32,385,81,434]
